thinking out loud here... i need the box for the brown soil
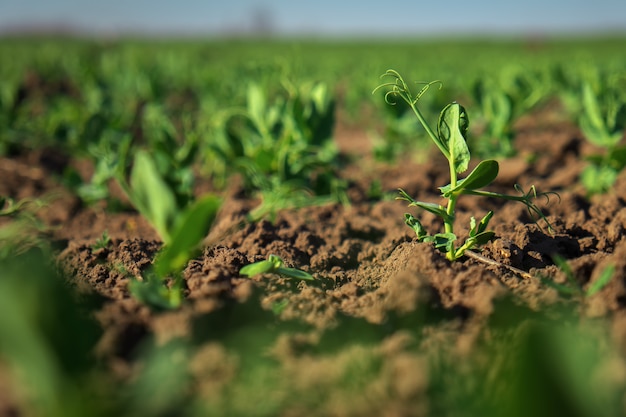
[3,107,626,415]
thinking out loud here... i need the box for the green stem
[444,195,458,261]
[444,152,460,260]
[407,102,450,160]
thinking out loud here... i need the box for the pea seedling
[118,150,222,309]
[240,254,314,280]
[374,70,557,261]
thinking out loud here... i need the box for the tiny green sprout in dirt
[240,254,314,281]
[117,150,222,310]
[374,70,558,261]
[541,254,615,300]
[91,230,111,251]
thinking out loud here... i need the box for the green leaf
[404,213,429,240]
[477,211,493,234]
[438,102,470,173]
[129,151,179,244]
[581,82,606,133]
[410,201,452,222]
[267,254,284,269]
[579,82,622,147]
[613,102,626,132]
[154,195,222,277]
[469,231,496,246]
[433,232,456,253]
[399,189,450,220]
[240,260,276,277]
[580,116,612,147]
[440,160,499,196]
[586,264,615,297]
[459,160,499,191]
[247,84,266,128]
[128,273,182,310]
[240,254,314,280]
[276,267,315,281]
[608,146,626,168]
[310,83,329,112]
[469,211,494,237]
[397,188,417,204]
[581,164,617,195]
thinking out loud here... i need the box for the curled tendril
[372,69,442,106]
[514,184,561,234]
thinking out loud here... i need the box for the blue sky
[1,0,626,36]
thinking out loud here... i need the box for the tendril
[373,69,442,106]
[514,184,560,233]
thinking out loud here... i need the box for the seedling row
[1,37,626,416]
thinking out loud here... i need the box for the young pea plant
[374,70,557,262]
[578,76,626,195]
[240,254,314,281]
[117,150,222,310]
[211,80,347,222]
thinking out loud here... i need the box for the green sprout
[542,255,615,300]
[240,254,314,281]
[118,150,222,310]
[90,230,111,251]
[374,70,557,261]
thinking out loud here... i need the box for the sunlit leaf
[240,260,276,277]
[586,264,615,297]
[154,195,222,277]
[276,267,314,281]
[438,102,470,173]
[129,151,178,244]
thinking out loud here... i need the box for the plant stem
[445,195,458,261]
[407,101,449,161]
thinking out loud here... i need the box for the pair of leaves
[465,211,496,248]
[129,151,221,246]
[404,214,456,253]
[405,211,495,258]
[127,191,221,309]
[125,151,222,309]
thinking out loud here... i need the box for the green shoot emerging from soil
[374,69,557,261]
[542,255,615,301]
[240,254,314,281]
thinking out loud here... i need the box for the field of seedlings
[2,36,626,416]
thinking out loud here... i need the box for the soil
[3,104,626,415]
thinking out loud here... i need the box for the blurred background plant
[0,196,50,258]
[209,78,347,221]
[576,70,626,195]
